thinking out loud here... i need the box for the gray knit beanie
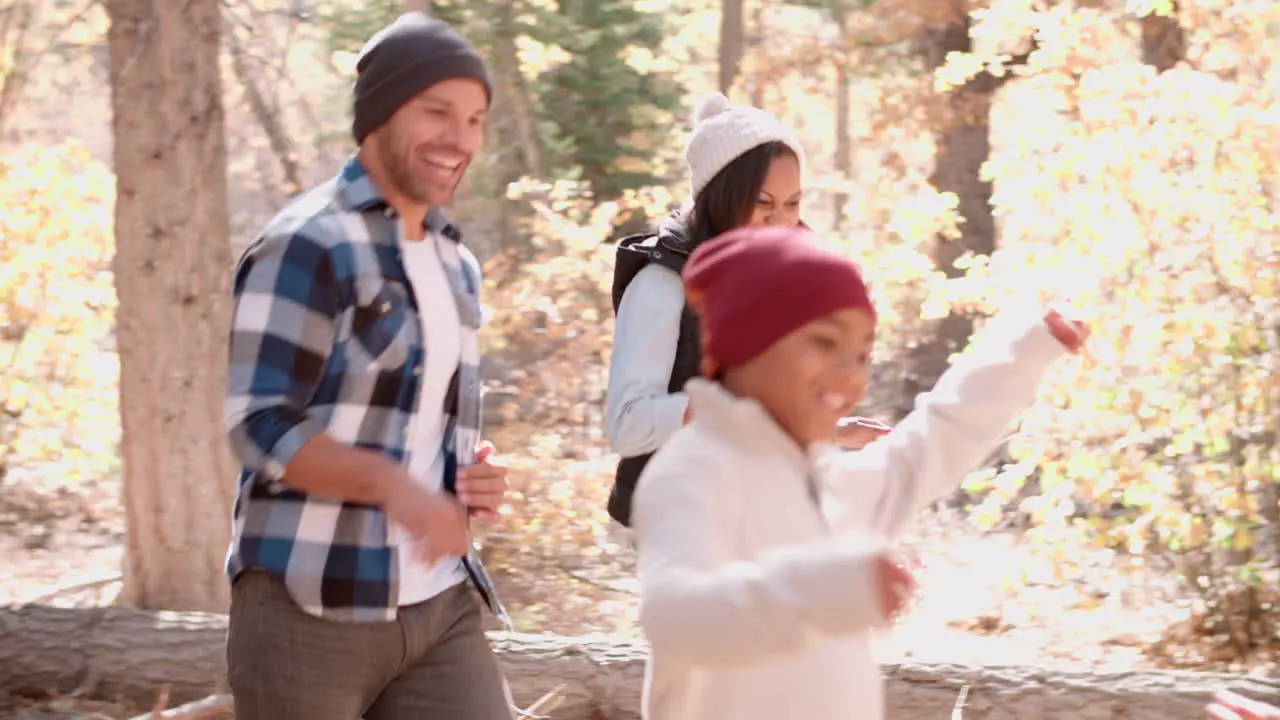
[352,12,492,143]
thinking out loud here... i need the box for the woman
[604,92,887,527]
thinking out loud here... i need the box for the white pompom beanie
[683,92,807,199]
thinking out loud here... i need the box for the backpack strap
[611,232,691,314]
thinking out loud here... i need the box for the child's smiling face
[723,308,876,447]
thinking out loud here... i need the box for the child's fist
[874,554,917,622]
[1044,306,1089,353]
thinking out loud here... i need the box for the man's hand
[836,417,892,451]
[1208,690,1280,720]
[380,470,469,566]
[456,441,509,523]
[874,553,917,622]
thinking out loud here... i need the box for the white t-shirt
[395,232,468,606]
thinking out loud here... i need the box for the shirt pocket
[348,277,414,373]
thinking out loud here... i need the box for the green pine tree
[530,0,684,204]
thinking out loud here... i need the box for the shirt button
[383,206,395,219]
[412,365,422,376]
[380,301,391,313]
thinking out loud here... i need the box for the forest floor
[2,461,1278,718]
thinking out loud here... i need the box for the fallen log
[1,604,1277,719]
[126,693,232,720]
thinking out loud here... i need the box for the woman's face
[744,153,802,229]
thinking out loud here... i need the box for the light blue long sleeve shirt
[606,263,691,457]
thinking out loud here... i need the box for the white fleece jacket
[631,311,1069,720]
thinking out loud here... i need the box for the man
[222,12,513,720]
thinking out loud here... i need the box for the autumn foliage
[0,142,118,494]
[473,6,1280,659]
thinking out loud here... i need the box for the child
[630,225,1088,720]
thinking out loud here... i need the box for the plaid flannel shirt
[223,156,509,626]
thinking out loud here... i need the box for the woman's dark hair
[687,141,797,247]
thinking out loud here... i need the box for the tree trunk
[0,0,98,142]
[3,605,1279,719]
[901,6,1029,415]
[746,1,766,106]
[1140,1,1186,72]
[127,694,233,720]
[491,1,544,182]
[105,0,235,613]
[831,6,852,230]
[482,0,542,255]
[0,1,36,140]
[225,21,303,199]
[718,0,744,94]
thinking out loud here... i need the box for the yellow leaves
[0,140,118,481]
[918,280,958,321]
[1182,515,1210,550]
[0,141,115,322]
[885,188,960,245]
[621,46,678,76]
[587,198,624,231]
[978,51,1279,572]
[1023,6,1130,75]
[472,0,1280,611]
[993,57,1280,271]
[516,35,573,76]
[328,50,358,77]
[1124,0,1176,17]
[918,4,1280,576]
[1123,520,1151,555]
[969,0,1039,58]
[1231,527,1255,553]
[1021,492,1077,527]
[1214,484,1259,518]
[934,51,988,93]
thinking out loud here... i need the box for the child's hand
[874,554,917,622]
[1044,306,1090,353]
[836,417,892,450]
[1207,690,1280,719]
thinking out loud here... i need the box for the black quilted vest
[607,220,702,527]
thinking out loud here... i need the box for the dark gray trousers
[227,570,513,720]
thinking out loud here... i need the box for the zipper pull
[805,471,829,530]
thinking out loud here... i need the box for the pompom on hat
[683,92,807,199]
[684,225,876,377]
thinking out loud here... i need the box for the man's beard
[374,130,453,206]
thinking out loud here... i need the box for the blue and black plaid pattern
[223,156,510,627]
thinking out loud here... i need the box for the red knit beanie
[684,226,876,377]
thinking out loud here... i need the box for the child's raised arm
[824,309,1078,539]
[633,445,905,666]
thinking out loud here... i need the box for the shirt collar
[335,154,463,243]
[685,378,832,472]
